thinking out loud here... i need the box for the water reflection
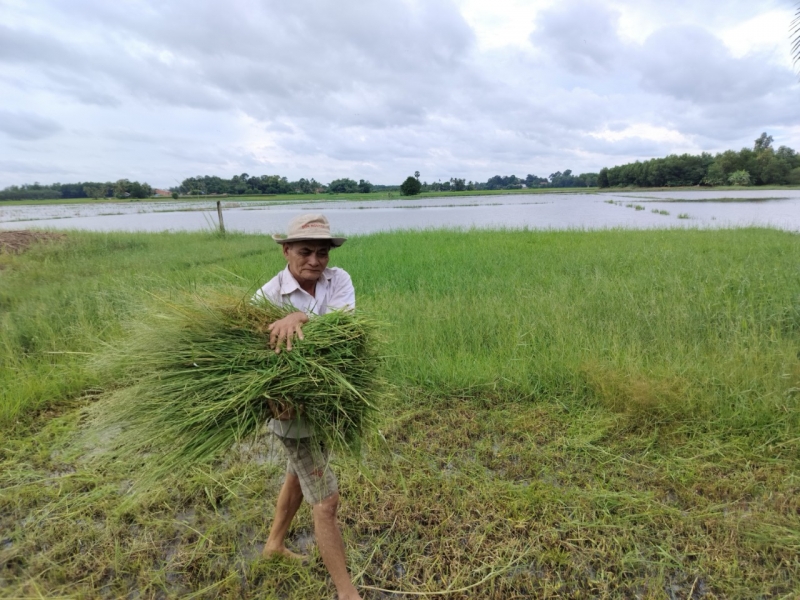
[1,190,799,233]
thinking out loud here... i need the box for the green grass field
[1,228,799,598]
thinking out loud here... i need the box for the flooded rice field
[1,189,799,234]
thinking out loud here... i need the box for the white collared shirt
[255,265,355,439]
[254,266,355,315]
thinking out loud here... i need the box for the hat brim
[272,234,346,248]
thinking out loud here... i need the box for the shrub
[728,170,751,186]
[328,178,359,193]
[400,176,422,196]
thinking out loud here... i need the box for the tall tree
[754,132,774,152]
[83,184,107,199]
[114,179,131,198]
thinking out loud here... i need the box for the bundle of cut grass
[87,288,387,484]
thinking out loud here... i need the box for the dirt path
[0,230,65,254]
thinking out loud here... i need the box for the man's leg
[313,492,362,600]
[262,473,305,560]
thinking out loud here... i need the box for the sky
[0,0,798,188]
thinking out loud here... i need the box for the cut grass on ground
[1,228,799,598]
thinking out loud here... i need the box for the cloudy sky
[1,0,798,188]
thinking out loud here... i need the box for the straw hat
[272,213,346,247]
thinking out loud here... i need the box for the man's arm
[267,269,355,354]
[253,272,300,354]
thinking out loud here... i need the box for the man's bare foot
[262,544,307,561]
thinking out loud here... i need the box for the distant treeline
[3,132,799,201]
[0,170,598,201]
[0,180,154,201]
[178,174,374,195]
[416,171,598,192]
[599,133,800,188]
[177,170,598,196]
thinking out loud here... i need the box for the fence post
[216,200,225,234]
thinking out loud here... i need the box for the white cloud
[0,0,798,187]
[0,109,62,140]
[635,25,788,104]
[456,0,552,49]
[719,8,795,64]
[589,124,693,146]
[530,0,625,75]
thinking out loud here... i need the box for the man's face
[283,240,331,286]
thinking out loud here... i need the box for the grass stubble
[1,228,799,598]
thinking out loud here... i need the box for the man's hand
[268,311,309,354]
[267,398,302,420]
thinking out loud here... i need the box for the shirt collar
[279,265,331,296]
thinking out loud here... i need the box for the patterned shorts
[277,436,338,505]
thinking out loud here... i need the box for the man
[255,213,362,600]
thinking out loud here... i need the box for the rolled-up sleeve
[326,269,355,311]
[252,274,282,306]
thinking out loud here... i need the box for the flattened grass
[1,227,799,598]
[3,395,798,598]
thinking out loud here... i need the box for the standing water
[1,190,799,234]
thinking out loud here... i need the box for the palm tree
[793,4,800,68]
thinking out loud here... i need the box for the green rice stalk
[87,288,387,486]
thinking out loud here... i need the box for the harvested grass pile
[88,289,386,483]
[0,230,64,254]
